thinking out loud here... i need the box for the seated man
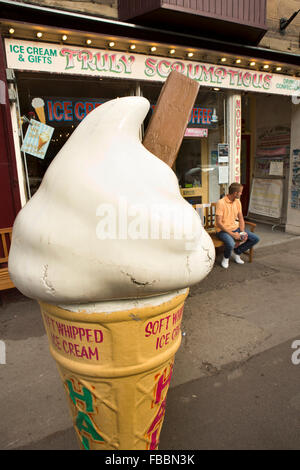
[216,183,259,269]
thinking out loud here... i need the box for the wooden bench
[0,228,15,290]
[193,203,257,263]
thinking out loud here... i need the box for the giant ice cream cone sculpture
[39,289,188,449]
[8,96,215,449]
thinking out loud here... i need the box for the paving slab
[1,238,300,450]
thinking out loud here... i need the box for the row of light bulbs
[218,56,282,71]
[9,28,68,41]
[8,27,286,72]
[9,28,160,50]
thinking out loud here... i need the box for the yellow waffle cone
[38,288,189,450]
[35,105,46,124]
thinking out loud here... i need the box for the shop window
[16,73,135,196]
[141,84,225,206]
[17,71,226,207]
[176,89,225,205]
[176,139,203,204]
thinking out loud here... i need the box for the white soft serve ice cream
[8,96,215,304]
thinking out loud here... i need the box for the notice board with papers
[250,126,290,223]
[248,178,283,220]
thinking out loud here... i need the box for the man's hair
[228,183,243,194]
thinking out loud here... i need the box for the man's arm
[238,210,245,232]
[237,208,248,241]
[216,215,241,240]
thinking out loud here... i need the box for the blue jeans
[217,228,260,259]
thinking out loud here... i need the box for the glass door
[175,138,209,204]
[241,134,251,214]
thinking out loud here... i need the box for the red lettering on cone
[155,364,173,403]
[149,400,166,450]
[146,363,173,449]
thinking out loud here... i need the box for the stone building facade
[14,0,118,18]
[11,0,300,53]
[261,0,300,53]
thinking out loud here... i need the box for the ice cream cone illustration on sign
[8,95,215,449]
[31,97,46,123]
[38,131,50,150]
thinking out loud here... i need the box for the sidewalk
[251,221,300,249]
[1,230,300,450]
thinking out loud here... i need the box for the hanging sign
[5,39,300,96]
[184,128,208,137]
[21,120,54,159]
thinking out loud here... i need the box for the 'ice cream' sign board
[21,119,54,159]
[5,39,300,97]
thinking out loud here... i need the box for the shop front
[1,8,300,232]
[2,38,230,208]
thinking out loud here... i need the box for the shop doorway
[0,40,21,227]
[0,112,21,227]
[175,138,209,204]
[241,134,251,215]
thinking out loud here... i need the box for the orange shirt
[215,196,242,232]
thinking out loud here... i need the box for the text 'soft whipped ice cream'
[8,96,215,304]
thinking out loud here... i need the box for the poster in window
[269,161,284,176]
[21,119,54,159]
[290,149,300,210]
[218,143,229,163]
